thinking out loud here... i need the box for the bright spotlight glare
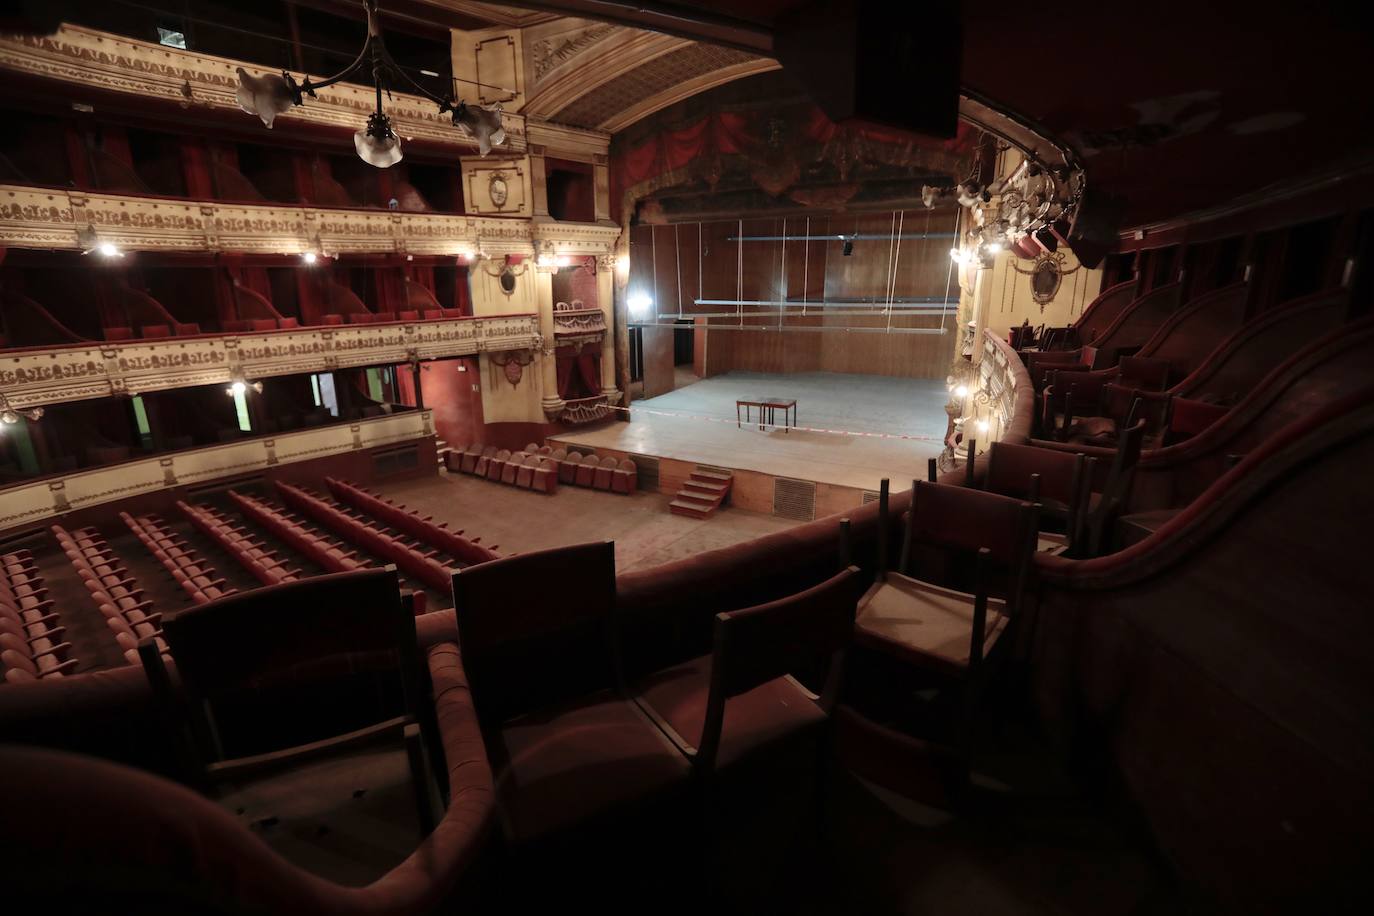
[954,385,969,398]
[97,242,121,258]
[301,251,318,265]
[985,242,1003,254]
[627,293,653,318]
[230,380,247,396]
[976,420,990,434]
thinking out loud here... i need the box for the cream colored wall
[979,247,1103,341]
[469,259,547,422]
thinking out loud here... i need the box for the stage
[553,371,949,518]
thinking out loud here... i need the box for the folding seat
[140,324,172,339]
[104,326,135,341]
[277,316,300,329]
[322,314,344,326]
[440,308,464,319]
[452,543,691,849]
[0,633,76,678]
[501,452,523,486]
[530,457,557,494]
[422,308,444,320]
[524,442,540,454]
[1118,355,1170,391]
[474,446,496,478]
[514,454,536,489]
[592,456,617,491]
[488,449,511,482]
[573,454,597,488]
[1081,419,1148,556]
[554,450,578,485]
[398,310,419,321]
[612,459,637,495]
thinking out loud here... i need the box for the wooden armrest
[42,657,80,676]
[31,640,73,660]
[28,626,66,644]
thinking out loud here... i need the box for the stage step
[670,466,733,519]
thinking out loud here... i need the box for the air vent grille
[773,477,817,521]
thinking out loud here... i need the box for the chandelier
[924,145,1085,268]
[234,0,507,166]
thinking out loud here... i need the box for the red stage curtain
[555,346,576,400]
[575,343,601,396]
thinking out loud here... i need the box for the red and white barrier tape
[599,401,945,443]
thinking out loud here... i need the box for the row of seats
[227,491,369,575]
[273,481,451,595]
[1,550,77,683]
[555,449,637,494]
[179,500,300,586]
[324,477,499,566]
[52,524,165,666]
[122,512,237,605]
[319,308,466,326]
[104,322,202,341]
[447,444,559,494]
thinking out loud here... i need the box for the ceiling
[435,0,1374,228]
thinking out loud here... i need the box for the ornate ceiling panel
[549,43,771,131]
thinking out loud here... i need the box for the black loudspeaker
[774,0,962,139]
[1067,188,1127,269]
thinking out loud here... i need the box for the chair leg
[404,722,437,837]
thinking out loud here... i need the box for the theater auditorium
[0,1,1369,913]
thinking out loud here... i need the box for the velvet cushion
[492,689,689,844]
[635,654,826,770]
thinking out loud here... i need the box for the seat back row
[122,512,237,605]
[548,448,637,494]
[226,491,370,575]
[51,525,165,666]
[1,549,78,683]
[273,481,453,595]
[178,501,299,586]
[324,477,499,566]
[446,443,559,494]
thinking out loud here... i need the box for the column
[535,263,564,421]
[596,254,621,406]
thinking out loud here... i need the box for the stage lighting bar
[694,298,959,309]
[725,232,959,242]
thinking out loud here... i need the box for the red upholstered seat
[104,326,134,341]
[460,444,482,475]
[575,454,598,488]
[492,689,690,843]
[501,452,523,486]
[515,455,536,489]
[558,450,580,484]
[593,456,617,491]
[277,316,299,329]
[174,322,201,335]
[398,310,419,321]
[531,458,557,494]
[422,308,444,320]
[612,459,637,495]
[250,318,278,332]
[221,319,251,332]
[487,449,510,482]
[322,314,344,325]
[140,324,172,339]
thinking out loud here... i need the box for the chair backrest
[566,450,583,462]
[618,458,636,473]
[452,541,617,725]
[600,456,618,469]
[149,568,421,763]
[1085,418,1148,555]
[581,454,599,468]
[524,442,539,452]
[1118,355,1170,390]
[904,481,1037,605]
[551,448,567,461]
[695,565,866,770]
[985,441,1082,505]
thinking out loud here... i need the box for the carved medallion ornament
[489,350,534,388]
[1011,251,1080,311]
[489,172,509,209]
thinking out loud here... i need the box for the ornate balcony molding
[531,218,622,255]
[0,314,540,411]
[0,185,563,257]
[0,25,525,154]
[553,307,607,339]
[0,410,434,532]
[553,394,613,425]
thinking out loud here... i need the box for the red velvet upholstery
[325,477,499,566]
[104,326,134,341]
[140,324,172,339]
[250,318,278,332]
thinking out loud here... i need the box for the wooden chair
[451,542,690,848]
[852,480,1037,762]
[633,562,866,777]
[140,567,441,836]
[984,440,1095,556]
[1082,418,1148,556]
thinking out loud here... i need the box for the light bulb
[453,102,507,156]
[628,293,653,318]
[97,242,121,258]
[985,242,1003,254]
[301,251,317,265]
[1,409,19,424]
[235,67,296,128]
[230,381,247,396]
[354,112,403,168]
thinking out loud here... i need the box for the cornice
[524,30,690,119]
[597,57,780,133]
[0,25,526,154]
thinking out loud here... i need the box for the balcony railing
[0,313,541,411]
[552,307,608,339]
[0,25,524,154]
[0,409,435,532]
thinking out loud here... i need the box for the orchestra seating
[273,480,456,592]
[1,550,76,682]
[179,500,300,586]
[52,524,165,666]
[444,443,560,494]
[227,490,370,574]
[325,477,499,565]
[122,512,236,604]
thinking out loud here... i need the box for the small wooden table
[736,396,797,432]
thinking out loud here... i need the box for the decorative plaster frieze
[0,315,540,410]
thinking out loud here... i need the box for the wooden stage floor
[554,371,948,493]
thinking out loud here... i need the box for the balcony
[0,25,525,154]
[0,313,541,411]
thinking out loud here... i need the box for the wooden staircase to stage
[669,467,733,519]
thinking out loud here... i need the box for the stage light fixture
[301,251,318,265]
[842,239,854,257]
[234,1,507,165]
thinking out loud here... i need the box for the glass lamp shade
[355,113,403,168]
[454,103,507,157]
[235,67,295,128]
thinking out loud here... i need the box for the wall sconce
[0,392,43,426]
[225,377,264,397]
